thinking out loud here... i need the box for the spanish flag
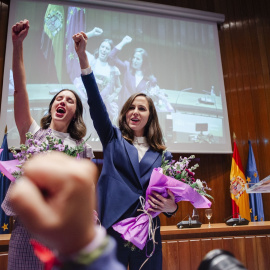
[230,142,251,221]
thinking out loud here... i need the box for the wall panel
[0,0,9,107]
[162,234,270,270]
[245,236,259,270]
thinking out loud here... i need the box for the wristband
[58,226,108,266]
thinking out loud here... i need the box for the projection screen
[0,0,232,153]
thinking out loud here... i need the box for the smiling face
[50,90,77,132]
[132,52,143,71]
[125,96,150,137]
[98,41,111,62]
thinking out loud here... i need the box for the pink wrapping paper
[112,168,211,250]
[0,159,21,182]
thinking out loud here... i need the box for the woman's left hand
[147,189,177,213]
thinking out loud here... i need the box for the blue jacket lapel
[123,139,141,181]
[139,149,160,177]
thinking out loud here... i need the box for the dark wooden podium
[0,234,9,270]
[161,222,270,270]
[1,222,270,270]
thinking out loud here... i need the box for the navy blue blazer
[82,73,172,229]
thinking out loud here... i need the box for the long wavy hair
[130,48,152,79]
[40,89,86,141]
[119,93,166,152]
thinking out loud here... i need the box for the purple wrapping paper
[112,168,211,250]
[0,158,21,182]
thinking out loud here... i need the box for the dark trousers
[107,218,162,270]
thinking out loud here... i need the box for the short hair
[118,93,166,152]
[40,89,86,141]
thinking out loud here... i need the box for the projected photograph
[2,0,231,153]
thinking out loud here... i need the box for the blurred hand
[12,19,30,44]
[9,152,98,255]
[147,189,177,213]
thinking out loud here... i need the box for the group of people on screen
[72,26,174,127]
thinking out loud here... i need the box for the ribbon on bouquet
[113,168,212,251]
[136,196,159,269]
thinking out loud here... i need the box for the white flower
[196,179,203,189]
[174,162,181,170]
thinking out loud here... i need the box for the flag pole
[233,132,236,142]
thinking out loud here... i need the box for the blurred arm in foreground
[9,152,124,270]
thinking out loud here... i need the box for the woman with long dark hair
[2,20,93,270]
[73,31,178,270]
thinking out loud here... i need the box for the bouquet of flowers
[0,131,88,181]
[161,154,213,200]
[112,153,213,251]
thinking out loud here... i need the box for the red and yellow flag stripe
[230,142,251,221]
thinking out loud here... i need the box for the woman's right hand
[12,19,29,44]
[73,32,91,70]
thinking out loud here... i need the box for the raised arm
[115,35,132,50]
[85,27,103,39]
[12,19,33,143]
[73,32,114,146]
[108,35,132,72]
[9,152,125,270]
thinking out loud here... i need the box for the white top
[93,58,111,79]
[135,74,143,87]
[85,51,120,85]
[133,136,149,162]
